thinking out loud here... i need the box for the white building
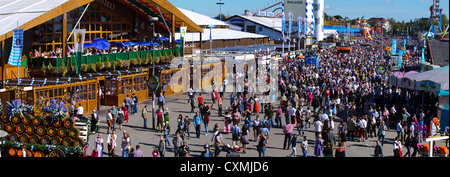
[225,14,283,41]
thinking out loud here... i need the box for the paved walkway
[86,91,447,157]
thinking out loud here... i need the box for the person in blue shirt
[229,93,235,107]
[158,92,165,111]
[193,112,202,138]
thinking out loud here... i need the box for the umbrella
[110,41,125,47]
[91,38,111,50]
[92,38,108,44]
[175,39,181,43]
[156,37,170,41]
[94,41,111,50]
[123,42,137,46]
[83,43,95,48]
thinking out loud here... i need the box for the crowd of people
[30,42,178,59]
[87,35,448,158]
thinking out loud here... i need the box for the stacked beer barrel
[0,114,83,157]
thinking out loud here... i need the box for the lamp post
[149,17,158,130]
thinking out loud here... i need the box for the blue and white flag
[403,39,406,51]
[303,18,307,35]
[391,39,397,55]
[281,2,286,33]
[288,12,293,36]
[8,29,24,66]
[398,50,403,68]
[421,48,425,63]
[298,17,302,35]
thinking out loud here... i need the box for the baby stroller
[222,144,240,157]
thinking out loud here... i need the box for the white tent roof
[0,0,69,37]
[177,7,229,27]
[230,15,282,32]
[175,28,268,42]
[404,65,449,91]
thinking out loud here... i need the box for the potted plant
[111,61,117,71]
[80,64,88,73]
[41,63,48,76]
[88,63,97,73]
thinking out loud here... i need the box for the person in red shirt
[156,108,164,133]
[198,93,204,109]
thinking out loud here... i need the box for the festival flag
[7,29,24,66]
[298,16,302,37]
[421,48,425,63]
[391,39,397,55]
[398,50,403,68]
[288,12,293,36]
[73,29,86,53]
[281,2,286,33]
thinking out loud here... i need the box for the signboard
[376,64,387,75]
[180,27,187,38]
[416,80,441,92]
[148,75,160,92]
[284,0,306,22]
[390,55,399,71]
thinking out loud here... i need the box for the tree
[214,14,226,21]
[333,15,343,21]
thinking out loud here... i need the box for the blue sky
[169,0,449,22]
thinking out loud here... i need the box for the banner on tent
[73,29,86,53]
[398,77,414,90]
[416,80,441,92]
[8,29,24,66]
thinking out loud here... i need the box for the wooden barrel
[5,122,15,132]
[1,114,9,123]
[63,118,74,129]
[26,150,34,157]
[73,138,83,147]
[68,127,80,138]
[19,134,29,143]
[16,148,23,157]
[61,137,73,146]
[34,151,45,157]
[53,118,62,128]
[8,132,19,142]
[42,116,52,127]
[29,134,40,144]
[51,136,61,145]
[47,126,57,137]
[22,114,32,125]
[8,148,17,156]
[15,123,26,134]
[11,116,21,124]
[26,125,36,135]
[41,135,51,145]
[36,125,46,136]
[57,127,68,138]
[32,115,43,126]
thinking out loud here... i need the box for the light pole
[149,17,158,130]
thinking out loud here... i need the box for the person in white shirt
[314,118,323,139]
[358,118,367,142]
[288,106,296,120]
[320,113,329,123]
[106,110,113,134]
[77,104,84,119]
[107,130,117,157]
